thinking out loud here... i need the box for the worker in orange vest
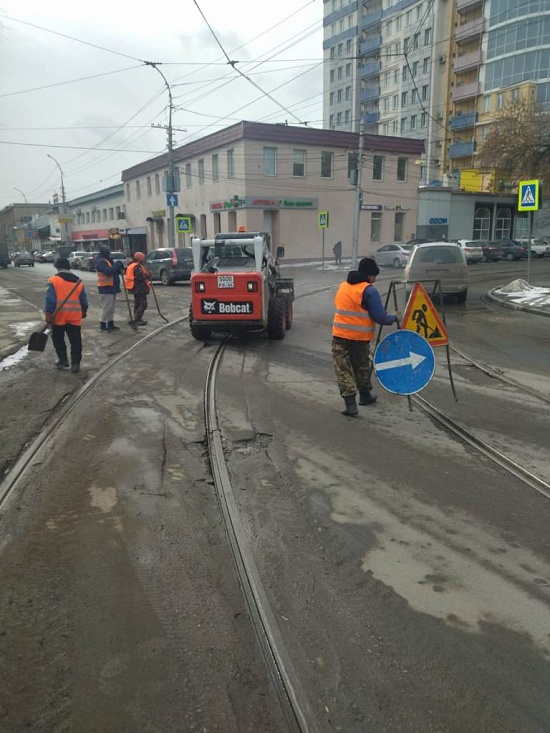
[332,257,400,415]
[125,251,151,326]
[44,257,88,373]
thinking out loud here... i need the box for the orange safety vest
[125,262,150,292]
[96,259,114,288]
[48,275,84,326]
[332,281,375,341]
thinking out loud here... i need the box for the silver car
[374,242,414,268]
[404,242,468,303]
[453,240,483,264]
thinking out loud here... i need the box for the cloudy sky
[0,0,323,207]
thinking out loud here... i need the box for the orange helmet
[134,251,145,261]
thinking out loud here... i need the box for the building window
[495,207,512,239]
[424,27,432,45]
[330,92,335,106]
[423,57,430,74]
[371,212,382,242]
[329,114,335,128]
[410,115,417,130]
[321,151,333,178]
[146,177,151,197]
[411,89,418,103]
[198,158,205,184]
[346,63,352,77]
[109,207,114,219]
[392,120,399,134]
[496,92,504,109]
[338,66,343,80]
[136,180,141,200]
[394,68,399,83]
[330,70,335,83]
[393,94,399,109]
[383,122,390,134]
[102,209,107,221]
[338,43,343,56]
[337,111,342,125]
[125,183,131,202]
[480,125,489,141]
[406,9,412,25]
[337,89,343,103]
[397,157,407,181]
[185,163,192,188]
[86,212,90,223]
[263,147,277,176]
[402,66,408,81]
[293,149,306,177]
[412,60,418,76]
[346,86,351,100]
[373,155,384,180]
[404,37,410,53]
[155,173,160,194]
[212,154,219,181]
[330,47,335,59]
[473,207,491,240]
[511,88,520,103]
[395,15,401,30]
[346,37,352,50]
[400,117,407,133]
[401,91,408,106]
[483,95,491,113]
[422,85,429,101]
[421,112,427,127]
[394,212,405,241]
[383,97,390,111]
[227,149,235,178]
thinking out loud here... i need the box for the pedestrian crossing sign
[176,215,193,233]
[402,283,449,347]
[518,179,540,211]
[319,211,329,228]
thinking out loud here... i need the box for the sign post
[517,179,541,283]
[319,211,329,270]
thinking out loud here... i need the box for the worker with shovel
[43,257,88,373]
[96,243,124,333]
[125,251,151,326]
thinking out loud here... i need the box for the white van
[404,242,469,303]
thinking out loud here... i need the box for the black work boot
[71,360,81,374]
[99,322,109,333]
[342,394,358,416]
[359,390,377,405]
[107,321,120,331]
[55,357,69,370]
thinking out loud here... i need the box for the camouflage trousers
[332,337,373,397]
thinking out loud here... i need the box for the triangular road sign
[402,283,449,347]
[521,186,535,206]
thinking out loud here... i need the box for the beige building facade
[121,121,424,260]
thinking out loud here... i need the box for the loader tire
[283,293,293,330]
[267,296,286,339]
[189,305,212,341]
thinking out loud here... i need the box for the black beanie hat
[54,257,71,270]
[358,257,380,277]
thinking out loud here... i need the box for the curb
[485,289,550,318]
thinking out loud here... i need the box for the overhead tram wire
[191,0,306,125]
[0,65,144,99]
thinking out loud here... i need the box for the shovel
[121,274,138,332]
[149,281,169,324]
[28,325,50,352]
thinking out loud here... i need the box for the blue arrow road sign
[373,330,435,395]
[166,193,179,207]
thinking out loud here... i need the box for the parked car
[35,250,56,263]
[110,251,130,271]
[83,252,101,271]
[68,251,88,269]
[144,248,194,285]
[516,238,550,258]
[480,242,500,262]
[374,242,414,268]
[13,251,35,267]
[488,239,527,261]
[404,242,468,303]
[452,239,484,264]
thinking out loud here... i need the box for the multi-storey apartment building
[67,185,127,252]
[122,121,424,259]
[324,0,550,195]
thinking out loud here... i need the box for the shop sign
[429,217,448,224]
[362,204,383,211]
[384,205,411,211]
[210,196,318,211]
[151,209,166,218]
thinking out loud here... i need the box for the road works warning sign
[402,283,449,347]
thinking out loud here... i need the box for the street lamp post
[47,154,70,248]
[14,188,28,204]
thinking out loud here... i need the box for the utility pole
[14,188,28,204]
[147,63,180,250]
[351,119,365,270]
[47,154,69,247]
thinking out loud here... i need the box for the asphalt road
[0,259,549,732]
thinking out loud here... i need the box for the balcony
[360,60,381,78]
[364,111,380,125]
[449,141,476,159]
[360,36,381,54]
[359,86,380,103]
[451,81,480,101]
[455,17,485,43]
[454,49,482,73]
[450,111,478,131]
[361,8,382,30]
[456,0,483,12]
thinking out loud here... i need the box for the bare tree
[478,100,550,191]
